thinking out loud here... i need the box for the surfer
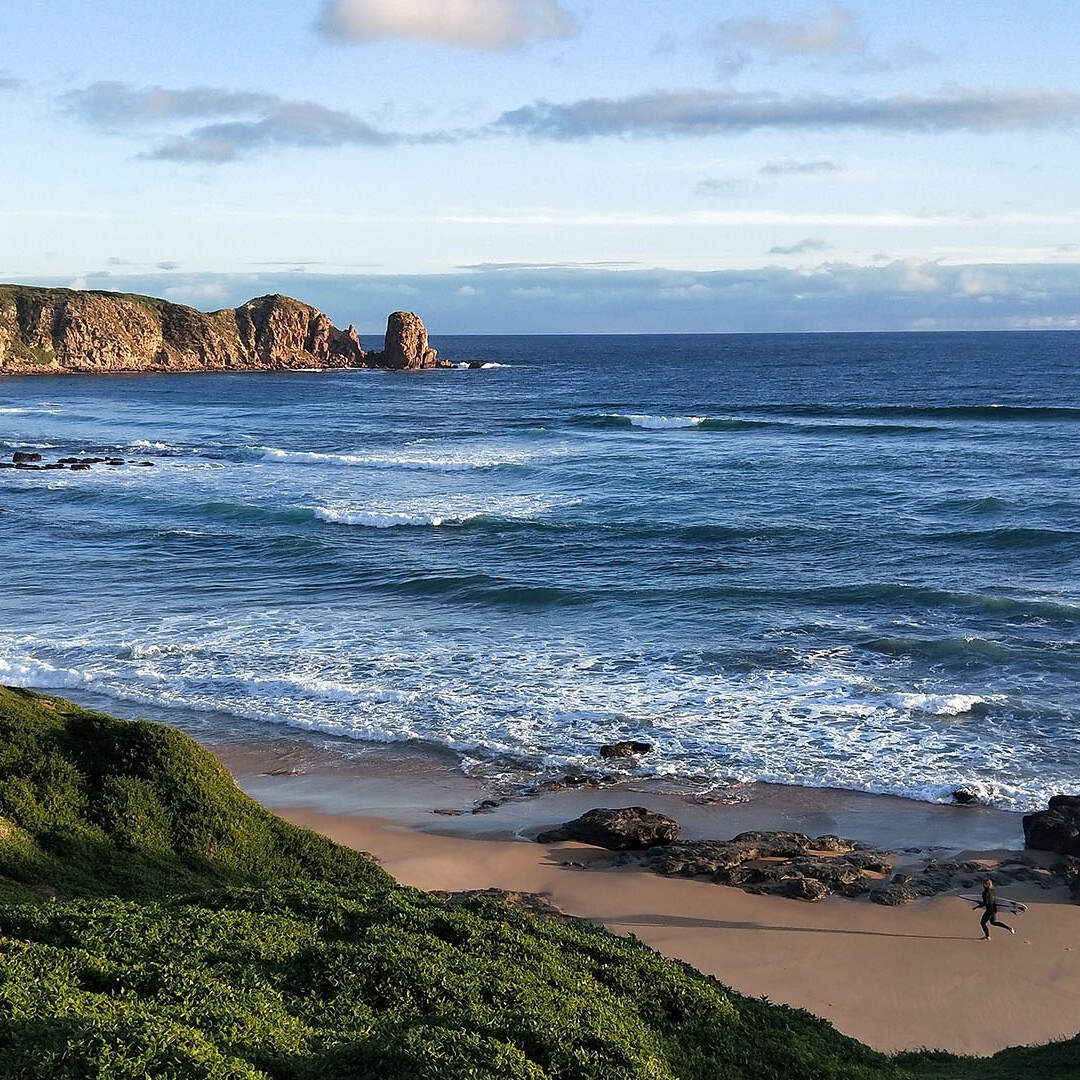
[979,877,1015,940]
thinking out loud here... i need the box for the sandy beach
[215,734,1080,1058]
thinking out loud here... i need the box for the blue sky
[3,1,1080,333]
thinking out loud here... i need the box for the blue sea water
[1,332,1078,813]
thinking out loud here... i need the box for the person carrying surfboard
[979,877,1015,940]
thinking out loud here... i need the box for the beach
[218,733,1080,1059]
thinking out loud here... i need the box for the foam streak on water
[1,331,1078,812]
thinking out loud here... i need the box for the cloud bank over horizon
[43,259,1080,336]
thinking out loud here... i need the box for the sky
[2,1,1080,334]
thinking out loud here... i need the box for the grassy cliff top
[0,686,1075,1078]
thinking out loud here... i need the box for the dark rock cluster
[868,854,1057,905]
[599,741,654,759]
[1,451,154,471]
[534,799,1080,904]
[606,829,892,902]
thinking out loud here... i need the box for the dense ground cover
[0,686,1076,1078]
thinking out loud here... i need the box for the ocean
[1,331,1078,814]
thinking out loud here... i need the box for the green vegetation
[0,685,1077,1078]
[0,284,169,314]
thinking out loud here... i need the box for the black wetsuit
[980,884,1012,938]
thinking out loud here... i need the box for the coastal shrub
[0,686,391,900]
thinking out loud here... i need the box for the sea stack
[379,310,439,369]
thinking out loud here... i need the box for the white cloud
[715,3,864,59]
[760,158,841,176]
[494,88,1080,140]
[61,82,404,162]
[317,0,576,50]
[769,238,834,256]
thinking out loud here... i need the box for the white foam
[129,439,179,452]
[888,692,996,716]
[0,628,1064,814]
[313,492,565,529]
[0,655,88,688]
[315,507,465,528]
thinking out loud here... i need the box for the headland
[0,284,441,374]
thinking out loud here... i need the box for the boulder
[763,877,831,902]
[1023,795,1080,856]
[536,806,679,849]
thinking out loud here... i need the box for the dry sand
[218,736,1080,1058]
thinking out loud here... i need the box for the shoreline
[215,728,1029,855]
[212,732,1080,1058]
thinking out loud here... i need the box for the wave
[4,620,1073,813]
[881,692,996,717]
[193,500,320,526]
[374,572,591,608]
[795,582,1080,620]
[257,445,536,471]
[748,403,1080,423]
[587,412,776,431]
[576,412,941,436]
[314,493,569,531]
[0,406,63,416]
[921,526,1080,552]
[315,507,475,529]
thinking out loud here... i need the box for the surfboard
[958,893,1028,914]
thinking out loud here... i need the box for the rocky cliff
[0,286,440,374]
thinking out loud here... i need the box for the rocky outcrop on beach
[868,853,1057,905]
[0,285,442,375]
[603,829,893,901]
[534,808,1074,903]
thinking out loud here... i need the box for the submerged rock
[599,740,654,758]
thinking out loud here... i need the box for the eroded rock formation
[0,286,441,375]
[375,310,439,370]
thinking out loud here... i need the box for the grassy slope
[0,686,1076,1079]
